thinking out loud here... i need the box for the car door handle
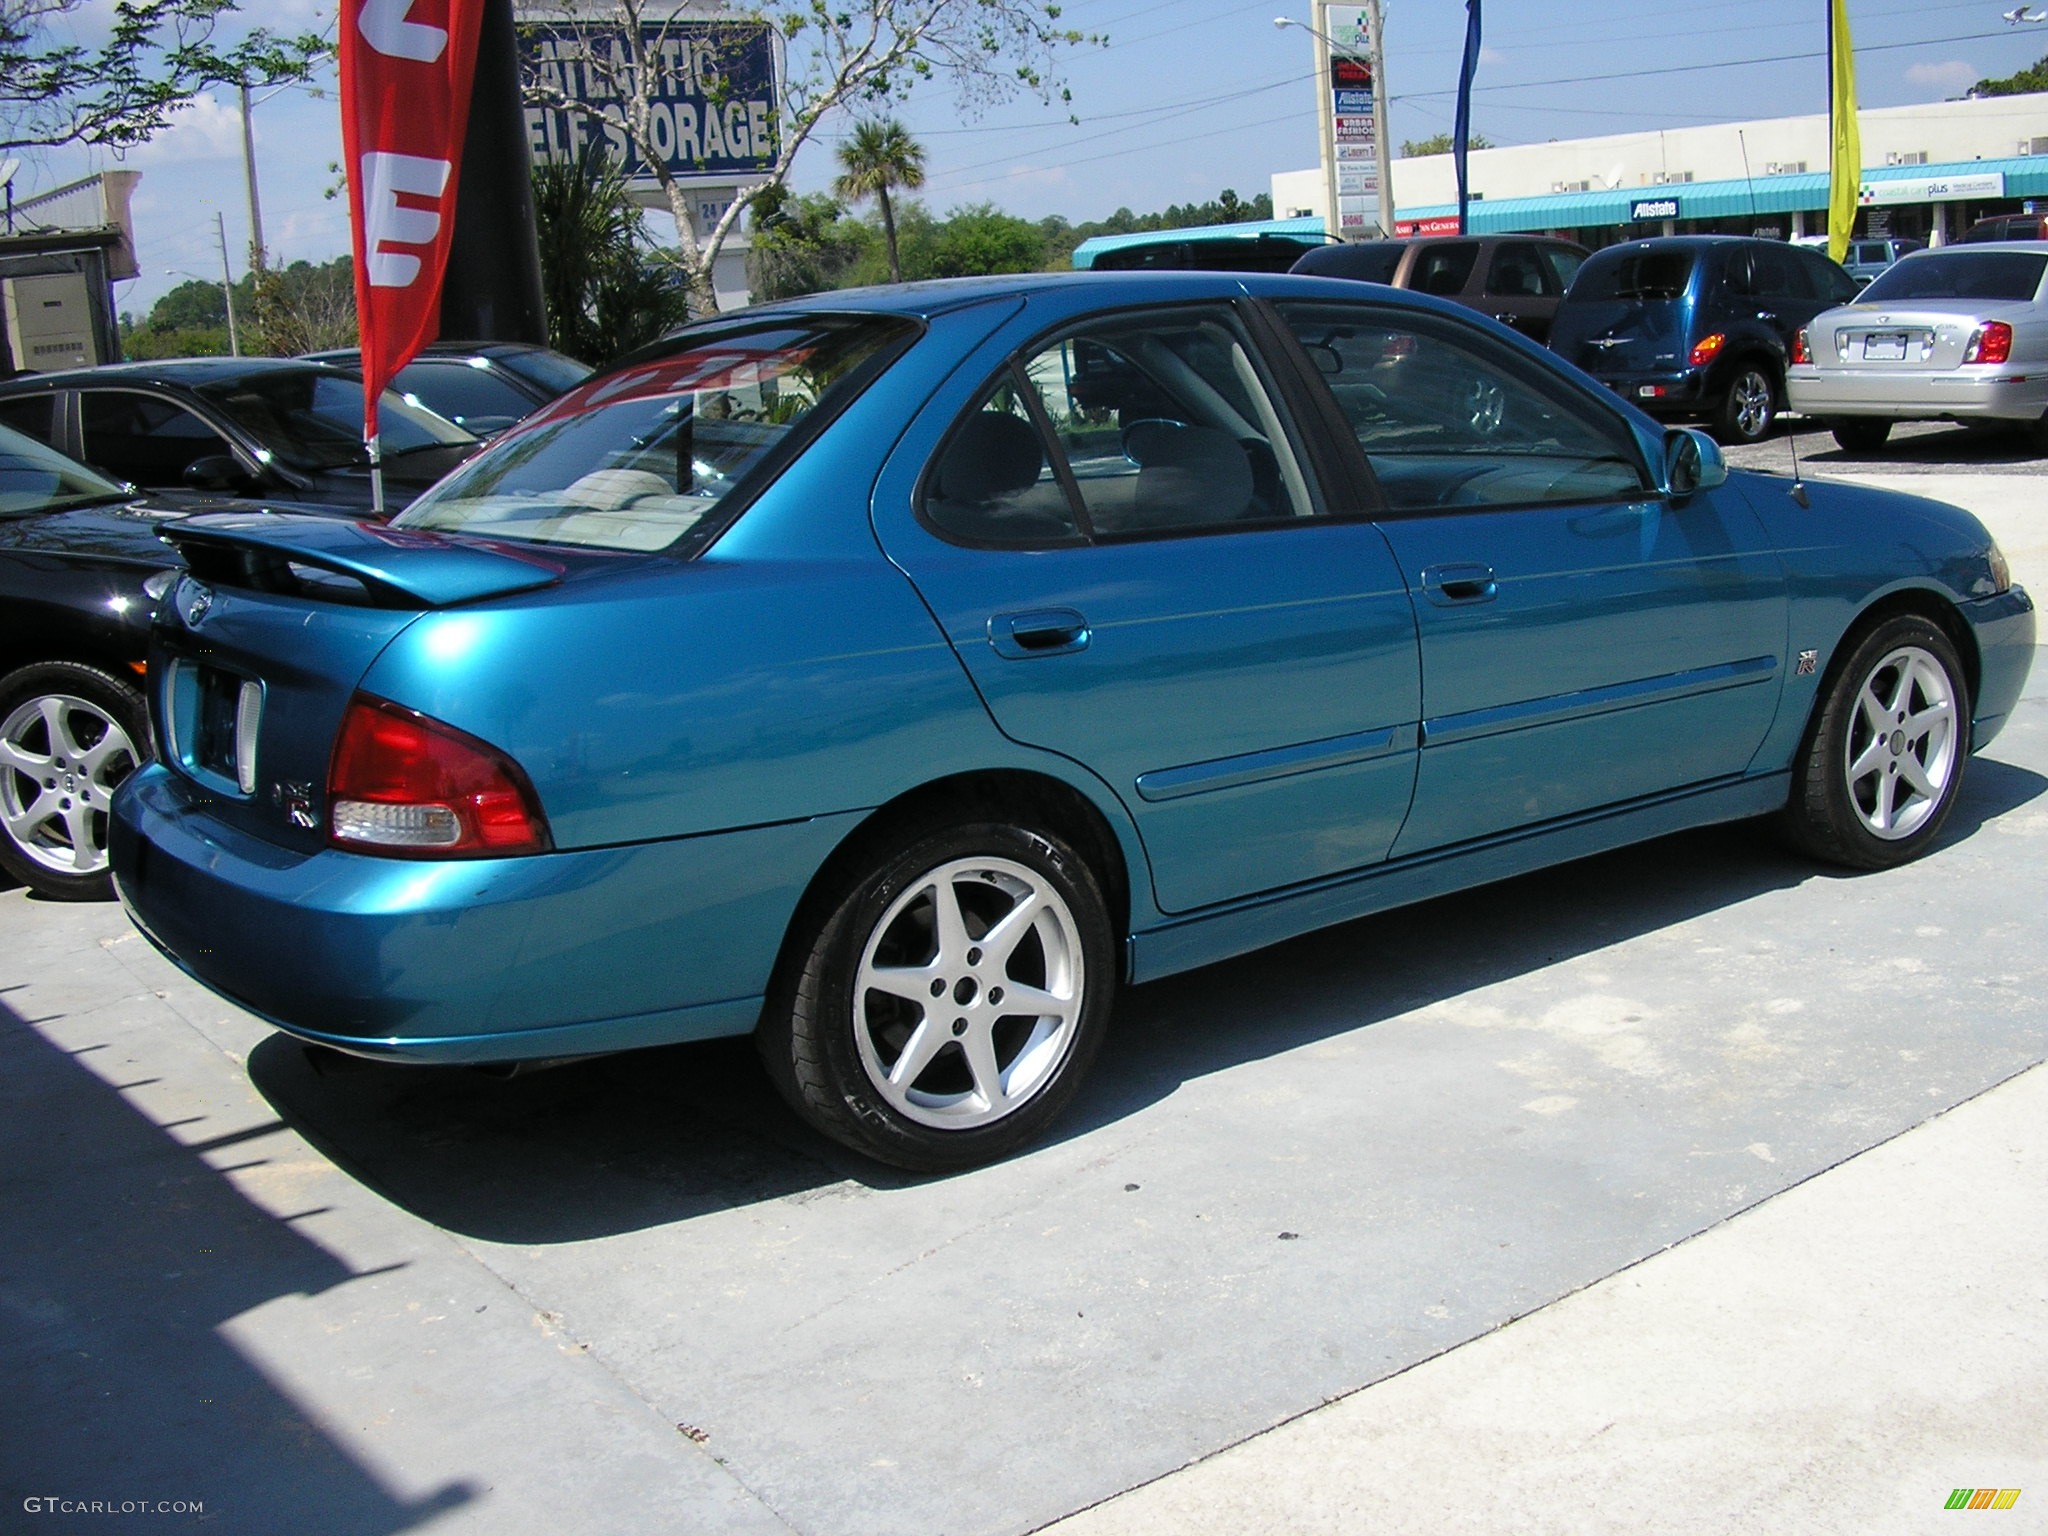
[1419,563,1498,606]
[988,608,1091,658]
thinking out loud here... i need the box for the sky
[14,0,2048,318]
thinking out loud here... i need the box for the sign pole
[440,0,546,344]
[1365,0,1394,238]
[368,432,385,518]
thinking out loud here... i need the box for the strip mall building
[1272,92,2048,248]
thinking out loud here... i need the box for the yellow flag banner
[1828,0,1860,264]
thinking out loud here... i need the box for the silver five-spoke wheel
[0,670,145,898]
[1842,645,1958,841]
[854,855,1085,1131]
[762,818,1115,1171]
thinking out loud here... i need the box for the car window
[1484,242,1552,298]
[1571,248,1694,301]
[0,422,127,514]
[392,360,536,433]
[1408,242,1480,297]
[1751,244,1810,301]
[1798,248,1860,304]
[78,390,235,488]
[1860,250,2048,303]
[0,394,57,446]
[195,368,472,471]
[1275,300,1649,513]
[1540,245,1586,293]
[490,349,593,396]
[924,307,1318,546]
[399,315,915,554]
[1291,242,1405,283]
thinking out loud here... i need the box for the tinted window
[923,307,1317,545]
[1797,248,1859,304]
[1750,244,1810,301]
[1485,242,1552,298]
[1408,242,1480,297]
[1860,251,2048,303]
[400,316,914,554]
[392,360,537,433]
[78,390,233,487]
[195,368,472,471]
[1571,248,1694,301]
[490,349,593,396]
[1291,242,1405,284]
[1540,245,1586,293]
[0,394,57,446]
[0,422,126,514]
[1276,301,1648,512]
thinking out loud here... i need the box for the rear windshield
[1858,250,2048,304]
[395,315,916,554]
[1569,248,1695,302]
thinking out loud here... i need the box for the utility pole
[1364,0,1395,238]
[215,211,241,356]
[1281,4,1396,240]
[238,76,267,271]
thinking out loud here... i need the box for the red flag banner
[339,0,487,441]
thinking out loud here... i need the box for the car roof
[0,356,352,390]
[1910,240,2048,255]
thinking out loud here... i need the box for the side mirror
[182,454,257,494]
[1662,428,1726,498]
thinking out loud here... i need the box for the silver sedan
[1786,242,2048,454]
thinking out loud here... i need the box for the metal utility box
[3,271,100,372]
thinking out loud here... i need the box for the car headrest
[1124,419,1253,527]
[934,412,1044,503]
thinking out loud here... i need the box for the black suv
[1550,236,1859,443]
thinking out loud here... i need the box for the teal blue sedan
[110,272,2034,1171]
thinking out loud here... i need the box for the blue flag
[1455,0,1482,234]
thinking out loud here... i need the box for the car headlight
[1987,540,2012,596]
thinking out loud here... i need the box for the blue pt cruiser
[111,272,2034,1170]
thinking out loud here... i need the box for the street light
[1273,6,1396,242]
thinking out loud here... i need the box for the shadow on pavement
[0,998,476,1531]
[241,756,2047,1248]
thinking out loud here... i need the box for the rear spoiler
[162,513,563,609]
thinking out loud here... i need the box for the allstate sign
[1630,198,1681,221]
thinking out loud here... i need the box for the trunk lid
[1811,300,2034,371]
[149,515,569,852]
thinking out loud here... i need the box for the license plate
[1862,333,1907,361]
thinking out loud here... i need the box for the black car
[0,423,295,899]
[301,341,592,437]
[1550,236,1860,443]
[1290,235,1590,344]
[0,357,478,512]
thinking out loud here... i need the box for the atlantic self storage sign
[519,21,777,180]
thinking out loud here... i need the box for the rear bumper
[1787,366,2048,424]
[111,764,862,1063]
[1588,368,1711,415]
[1964,585,2036,753]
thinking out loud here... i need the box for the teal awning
[1397,156,2048,234]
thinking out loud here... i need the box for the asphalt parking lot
[4,449,2045,1536]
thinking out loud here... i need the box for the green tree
[834,118,927,283]
[916,202,1043,279]
[530,146,690,365]
[749,185,877,300]
[1400,131,1493,157]
[1970,54,2048,96]
[247,256,356,355]
[1,0,325,154]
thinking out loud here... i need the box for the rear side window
[1540,245,1586,293]
[0,394,57,446]
[398,315,916,554]
[1748,244,1811,301]
[78,390,234,488]
[1484,242,1553,298]
[1861,251,2048,303]
[1291,243,1405,284]
[1408,243,1480,297]
[922,305,1319,546]
[1797,248,1859,304]
[1571,248,1694,302]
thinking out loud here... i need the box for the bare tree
[519,0,1089,316]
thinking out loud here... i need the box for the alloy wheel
[0,692,142,877]
[1841,644,1958,841]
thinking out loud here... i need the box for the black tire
[1711,361,1779,445]
[2024,413,2048,457]
[0,661,149,901]
[1783,615,1970,871]
[760,819,1116,1172]
[1830,418,1893,453]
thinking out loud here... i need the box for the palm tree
[834,119,927,283]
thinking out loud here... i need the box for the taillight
[327,695,551,858]
[1688,332,1726,368]
[1963,321,2013,365]
[1791,328,1811,365]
